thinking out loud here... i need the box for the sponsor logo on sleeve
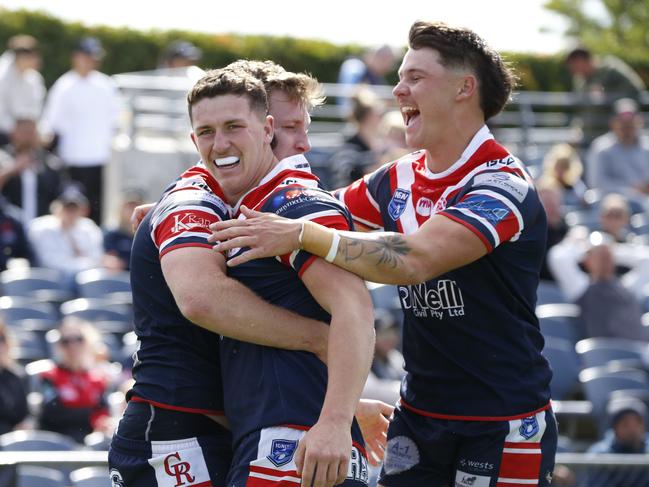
[388,189,411,221]
[473,172,528,202]
[172,213,213,234]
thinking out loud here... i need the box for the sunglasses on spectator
[59,335,85,346]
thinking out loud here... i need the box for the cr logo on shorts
[164,452,196,486]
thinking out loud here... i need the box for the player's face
[393,47,466,151]
[269,91,312,160]
[191,94,275,204]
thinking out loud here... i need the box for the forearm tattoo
[338,234,410,268]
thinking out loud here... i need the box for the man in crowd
[211,21,558,487]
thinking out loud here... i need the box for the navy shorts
[108,401,232,487]
[227,425,369,487]
[379,405,557,487]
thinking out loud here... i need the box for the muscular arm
[210,207,487,285]
[295,257,375,485]
[161,246,327,358]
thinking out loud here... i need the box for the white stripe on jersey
[352,213,383,230]
[496,478,538,485]
[454,207,500,246]
[362,175,382,213]
[158,231,211,251]
[470,188,525,236]
[395,161,418,235]
[249,471,301,483]
[299,209,344,222]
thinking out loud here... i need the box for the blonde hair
[542,143,583,186]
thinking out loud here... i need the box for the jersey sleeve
[268,186,353,277]
[438,170,538,252]
[334,163,392,230]
[150,188,230,258]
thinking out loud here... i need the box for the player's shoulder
[265,185,346,217]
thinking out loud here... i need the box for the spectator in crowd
[585,396,649,487]
[102,188,144,271]
[159,39,202,69]
[598,193,633,243]
[538,142,587,207]
[549,232,649,342]
[28,186,103,289]
[37,317,112,443]
[376,109,409,166]
[565,47,645,147]
[370,309,405,382]
[337,44,398,115]
[537,181,568,282]
[0,118,65,224]
[587,98,649,198]
[0,198,34,271]
[40,36,120,225]
[0,320,29,435]
[0,35,45,146]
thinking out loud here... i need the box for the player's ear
[456,75,477,100]
[264,114,275,145]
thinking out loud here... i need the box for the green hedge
[1,8,648,92]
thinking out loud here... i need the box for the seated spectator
[0,197,34,271]
[0,320,29,435]
[538,143,587,207]
[376,109,409,166]
[587,98,649,198]
[549,232,649,341]
[28,186,103,289]
[159,40,202,69]
[0,35,45,146]
[102,188,144,271]
[0,118,65,223]
[371,309,405,381]
[598,193,633,243]
[37,317,112,443]
[537,181,568,282]
[586,396,649,487]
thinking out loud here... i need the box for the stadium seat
[367,282,403,326]
[536,280,568,305]
[60,297,133,323]
[575,337,648,369]
[0,429,80,451]
[0,267,74,304]
[75,268,131,300]
[0,296,59,324]
[16,465,67,487]
[536,303,583,343]
[543,336,580,400]
[69,466,111,486]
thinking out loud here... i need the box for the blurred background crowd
[0,3,649,486]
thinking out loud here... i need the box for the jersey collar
[424,125,494,179]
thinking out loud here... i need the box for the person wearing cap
[587,97,649,198]
[159,40,202,69]
[40,36,120,225]
[585,396,649,486]
[565,47,645,147]
[0,34,45,146]
[27,185,103,288]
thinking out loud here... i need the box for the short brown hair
[408,21,516,120]
[225,59,286,83]
[187,68,268,122]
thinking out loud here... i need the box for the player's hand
[131,203,155,233]
[355,399,393,466]
[295,417,351,487]
[209,205,302,266]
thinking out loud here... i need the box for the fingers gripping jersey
[337,126,552,420]
[128,164,231,414]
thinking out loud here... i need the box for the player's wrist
[301,221,338,261]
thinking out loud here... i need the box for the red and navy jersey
[221,155,358,446]
[128,164,230,415]
[337,126,552,420]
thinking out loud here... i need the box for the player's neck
[424,119,484,174]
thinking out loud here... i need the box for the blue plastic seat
[543,336,581,400]
[575,337,648,369]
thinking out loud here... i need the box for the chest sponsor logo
[433,196,447,214]
[172,213,212,233]
[388,188,411,221]
[267,439,298,467]
[473,171,528,203]
[415,197,433,217]
[163,452,195,486]
[519,416,540,440]
[398,280,465,319]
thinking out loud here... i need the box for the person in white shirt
[28,186,104,290]
[40,37,120,225]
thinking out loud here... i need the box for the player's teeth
[213,156,239,167]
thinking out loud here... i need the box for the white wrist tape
[324,231,341,263]
[297,221,306,248]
